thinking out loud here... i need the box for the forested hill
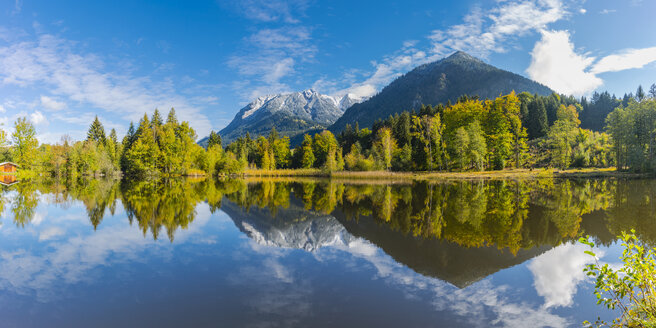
[329,51,554,133]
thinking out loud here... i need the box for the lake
[1,177,653,327]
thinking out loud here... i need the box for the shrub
[580,231,656,327]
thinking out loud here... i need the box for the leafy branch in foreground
[580,231,656,327]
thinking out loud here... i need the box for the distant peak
[446,50,475,60]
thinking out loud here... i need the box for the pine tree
[123,122,136,149]
[650,84,656,99]
[136,113,150,137]
[152,109,163,127]
[87,116,107,144]
[207,131,222,148]
[108,128,120,166]
[166,108,178,125]
[636,85,646,102]
[527,98,548,139]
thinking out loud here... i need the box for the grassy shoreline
[243,167,650,180]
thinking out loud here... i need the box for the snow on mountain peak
[238,89,368,121]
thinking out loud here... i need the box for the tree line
[2,84,655,177]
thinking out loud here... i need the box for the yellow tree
[373,127,397,171]
[11,117,39,168]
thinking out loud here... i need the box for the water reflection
[1,178,652,280]
[1,178,653,247]
[1,177,649,326]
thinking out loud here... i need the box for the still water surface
[1,177,653,327]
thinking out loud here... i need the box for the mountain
[329,51,554,132]
[221,196,355,251]
[204,90,364,146]
[220,193,552,288]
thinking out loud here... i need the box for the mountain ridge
[201,51,554,145]
[329,51,555,132]
[202,89,364,146]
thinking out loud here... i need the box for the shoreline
[242,168,650,180]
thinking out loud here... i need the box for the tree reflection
[3,176,656,248]
[11,182,39,227]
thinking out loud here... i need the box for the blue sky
[1,0,655,142]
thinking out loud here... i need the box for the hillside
[329,51,554,132]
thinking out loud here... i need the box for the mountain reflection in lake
[1,177,653,327]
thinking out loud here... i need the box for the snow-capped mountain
[221,198,356,251]
[205,89,365,145]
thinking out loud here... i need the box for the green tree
[166,108,178,125]
[453,127,470,170]
[151,109,163,127]
[313,130,338,167]
[636,85,646,102]
[580,232,656,327]
[11,117,39,168]
[0,125,7,149]
[547,105,581,169]
[412,114,444,171]
[393,143,413,171]
[373,127,396,170]
[87,116,107,144]
[466,121,487,171]
[207,131,222,149]
[300,134,315,169]
[527,98,548,139]
[271,135,291,169]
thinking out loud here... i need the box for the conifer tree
[636,85,646,102]
[151,109,163,127]
[166,108,178,125]
[527,98,548,139]
[87,116,107,144]
[207,131,222,148]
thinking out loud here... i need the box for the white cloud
[528,30,656,95]
[0,105,5,113]
[579,8,587,14]
[600,9,616,14]
[232,0,308,24]
[318,0,569,100]
[591,47,656,74]
[229,26,316,100]
[39,226,65,241]
[528,243,601,308]
[0,34,212,139]
[29,111,47,125]
[429,0,566,58]
[40,95,66,111]
[527,30,602,96]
